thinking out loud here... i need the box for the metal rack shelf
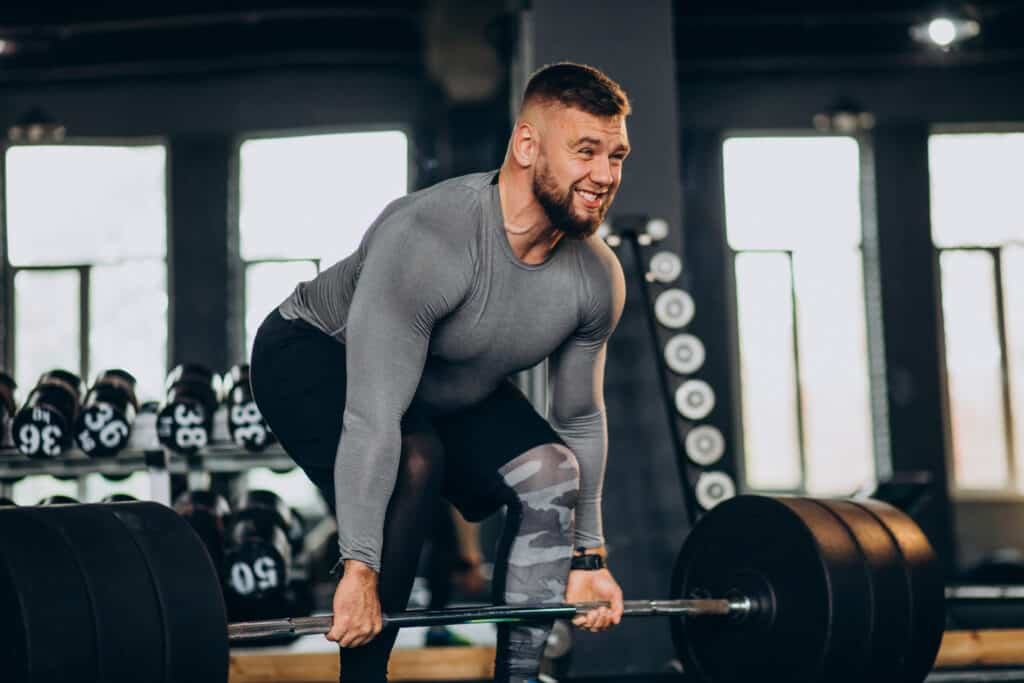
[0,443,293,480]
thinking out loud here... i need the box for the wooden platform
[230,646,496,682]
[228,630,1024,682]
[936,629,1024,668]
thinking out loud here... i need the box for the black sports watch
[570,553,606,571]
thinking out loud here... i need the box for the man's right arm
[332,210,473,574]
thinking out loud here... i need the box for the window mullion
[788,250,810,492]
[80,265,90,383]
[993,247,1018,491]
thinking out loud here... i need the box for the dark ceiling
[675,0,1024,73]
[0,1,1021,83]
[0,2,427,82]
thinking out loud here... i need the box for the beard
[532,160,609,240]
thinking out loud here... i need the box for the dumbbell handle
[227,598,748,641]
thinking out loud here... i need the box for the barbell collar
[227,598,740,642]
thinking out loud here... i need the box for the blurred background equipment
[75,369,138,458]
[12,370,82,459]
[222,364,274,452]
[157,364,219,454]
[0,371,17,448]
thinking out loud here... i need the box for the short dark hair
[521,62,630,118]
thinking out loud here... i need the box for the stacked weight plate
[670,495,945,683]
[0,502,228,683]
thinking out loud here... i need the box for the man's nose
[590,156,614,185]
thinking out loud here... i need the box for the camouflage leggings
[492,443,580,683]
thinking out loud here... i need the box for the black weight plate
[111,502,229,683]
[812,499,912,683]
[37,495,80,505]
[100,493,139,503]
[855,499,945,683]
[0,506,98,682]
[671,495,874,683]
[43,504,165,683]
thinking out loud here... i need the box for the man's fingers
[609,601,623,625]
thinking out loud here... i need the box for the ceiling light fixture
[909,14,980,50]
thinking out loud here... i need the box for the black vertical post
[168,135,232,373]
[681,129,744,491]
[869,125,956,573]
[523,0,689,673]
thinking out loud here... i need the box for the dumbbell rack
[0,443,293,505]
[0,398,294,504]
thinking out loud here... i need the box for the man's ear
[511,121,539,168]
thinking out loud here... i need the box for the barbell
[0,494,945,683]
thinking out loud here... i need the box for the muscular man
[250,62,630,683]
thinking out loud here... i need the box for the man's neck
[497,168,563,264]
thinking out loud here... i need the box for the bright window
[723,135,875,496]
[238,130,408,352]
[6,144,167,401]
[930,132,1024,494]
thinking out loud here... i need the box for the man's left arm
[548,335,613,553]
[548,246,626,630]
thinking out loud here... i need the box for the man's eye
[579,148,594,156]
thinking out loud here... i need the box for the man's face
[532,106,630,239]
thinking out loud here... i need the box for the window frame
[230,123,414,361]
[929,123,1024,501]
[1,136,169,391]
[721,129,878,496]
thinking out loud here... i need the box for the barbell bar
[226,597,745,640]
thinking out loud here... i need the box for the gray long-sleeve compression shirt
[278,171,626,571]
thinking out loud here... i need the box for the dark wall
[679,66,1024,129]
[0,69,431,136]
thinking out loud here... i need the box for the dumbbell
[75,369,139,458]
[223,490,302,615]
[100,493,138,503]
[174,490,231,578]
[157,364,219,454]
[221,364,274,452]
[0,371,17,448]
[37,495,80,505]
[12,370,83,458]
[235,489,305,555]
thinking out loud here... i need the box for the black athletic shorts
[249,308,564,522]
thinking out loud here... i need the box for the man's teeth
[577,190,601,201]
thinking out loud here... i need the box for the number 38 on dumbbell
[221,364,274,453]
[157,364,220,454]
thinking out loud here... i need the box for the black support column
[869,125,955,573]
[168,135,233,373]
[520,1,687,674]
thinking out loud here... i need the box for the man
[251,62,630,683]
